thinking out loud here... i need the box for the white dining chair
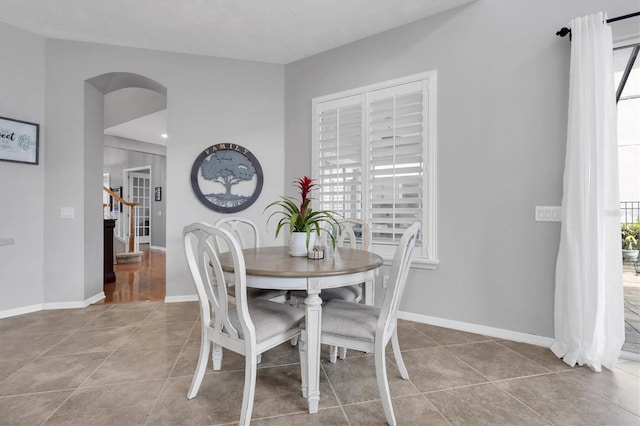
[215,217,288,303]
[183,222,305,425]
[298,222,420,426]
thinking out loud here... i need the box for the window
[312,71,437,267]
[615,42,640,220]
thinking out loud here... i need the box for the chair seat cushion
[310,299,381,343]
[228,285,288,301]
[227,299,304,343]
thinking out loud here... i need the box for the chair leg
[212,343,223,370]
[298,331,308,398]
[187,338,211,399]
[289,295,300,347]
[338,346,347,360]
[329,345,338,363]
[391,330,409,380]
[375,346,397,426]
[239,352,257,426]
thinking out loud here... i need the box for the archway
[85,72,167,303]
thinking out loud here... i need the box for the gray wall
[40,39,285,304]
[284,0,638,338]
[0,23,285,312]
[0,23,45,312]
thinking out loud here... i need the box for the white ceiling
[104,109,168,146]
[0,0,474,64]
[0,0,475,144]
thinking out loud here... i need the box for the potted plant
[265,176,339,256]
[621,222,639,261]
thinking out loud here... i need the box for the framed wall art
[190,143,263,213]
[110,186,123,213]
[0,116,39,165]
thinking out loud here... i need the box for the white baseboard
[150,245,166,252]
[0,292,106,318]
[165,294,198,303]
[43,292,106,310]
[0,304,43,319]
[85,292,106,305]
[398,311,555,348]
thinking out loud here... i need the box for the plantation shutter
[315,95,364,219]
[368,81,424,244]
[312,71,436,263]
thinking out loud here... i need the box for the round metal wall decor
[190,143,263,213]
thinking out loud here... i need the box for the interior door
[128,170,151,244]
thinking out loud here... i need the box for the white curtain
[551,12,624,372]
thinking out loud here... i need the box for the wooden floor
[102,244,166,303]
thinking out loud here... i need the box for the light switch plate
[61,207,75,219]
[535,206,561,222]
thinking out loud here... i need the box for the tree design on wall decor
[200,150,256,204]
[190,143,263,213]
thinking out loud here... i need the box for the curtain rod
[556,11,640,39]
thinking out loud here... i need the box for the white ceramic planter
[289,232,316,256]
[622,249,639,261]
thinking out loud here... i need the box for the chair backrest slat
[215,217,260,249]
[377,222,421,341]
[183,222,255,343]
[337,218,372,250]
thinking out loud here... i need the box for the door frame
[123,165,152,246]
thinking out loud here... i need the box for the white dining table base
[303,277,323,412]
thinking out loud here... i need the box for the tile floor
[0,301,638,425]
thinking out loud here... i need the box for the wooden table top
[219,246,383,278]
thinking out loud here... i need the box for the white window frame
[312,70,438,269]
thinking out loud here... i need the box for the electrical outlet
[61,207,74,219]
[535,206,561,222]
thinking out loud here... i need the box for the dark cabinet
[104,219,116,284]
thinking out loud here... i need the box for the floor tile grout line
[38,391,74,426]
[439,344,496,383]
[36,344,121,426]
[492,339,566,373]
[416,392,454,426]
[401,323,440,346]
[440,340,563,383]
[0,327,91,388]
[492,382,555,425]
[555,367,640,418]
[319,361,352,425]
[142,375,174,425]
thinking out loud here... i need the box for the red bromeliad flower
[294,176,317,216]
[265,176,338,248]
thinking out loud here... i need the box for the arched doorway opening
[85,72,167,303]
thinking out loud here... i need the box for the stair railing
[103,186,140,253]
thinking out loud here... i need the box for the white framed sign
[0,116,39,165]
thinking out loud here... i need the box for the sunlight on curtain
[551,12,624,372]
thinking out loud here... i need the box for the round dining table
[219,245,383,413]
